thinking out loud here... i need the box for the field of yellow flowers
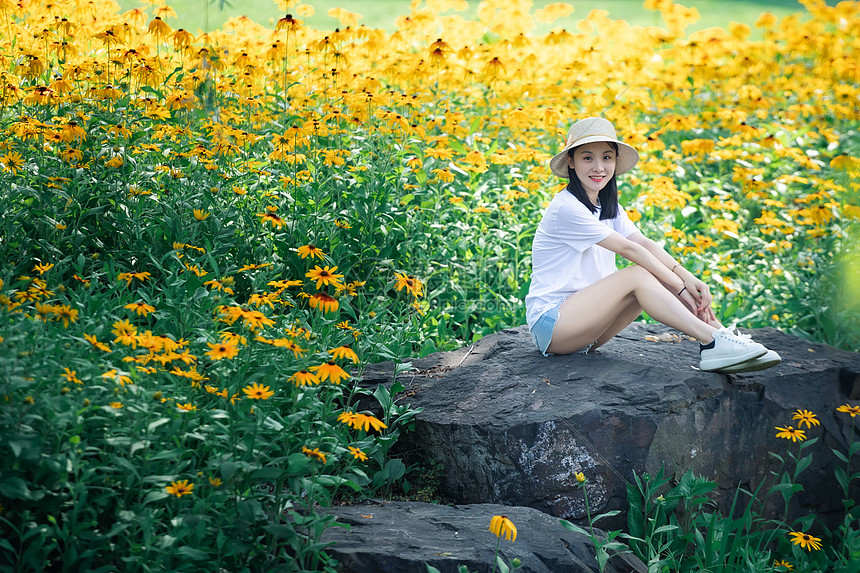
[0,0,857,570]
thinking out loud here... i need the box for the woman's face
[568,141,616,196]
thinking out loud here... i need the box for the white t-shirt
[525,190,639,330]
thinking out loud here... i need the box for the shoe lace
[732,329,753,342]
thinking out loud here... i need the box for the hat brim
[550,136,639,178]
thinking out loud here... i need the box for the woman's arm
[598,231,708,317]
[598,232,685,293]
[626,232,715,319]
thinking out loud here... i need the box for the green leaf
[176,546,210,560]
[0,477,32,500]
[559,519,591,537]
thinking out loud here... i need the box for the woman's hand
[683,275,712,313]
[680,275,717,323]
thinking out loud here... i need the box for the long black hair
[565,142,619,220]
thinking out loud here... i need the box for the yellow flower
[52,304,78,327]
[489,515,517,542]
[124,301,155,316]
[257,212,286,228]
[791,409,819,429]
[205,341,239,360]
[33,262,54,275]
[305,265,344,289]
[337,411,388,432]
[348,446,368,461]
[165,479,194,498]
[209,476,222,487]
[773,559,793,571]
[193,209,210,221]
[108,401,123,409]
[61,368,82,385]
[775,425,806,442]
[394,272,424,298]
[575,472,586,484]
[836,404,860,417]
[297,244,325,260]
[176,403,197,412]
[83,333,112,353]
[788,531,822,551]
[0,151,24,175]
[328,345,359,363]
[310,361,350,384]
[302,446,327,463]
[309,293,339,313]
[289,370,321,387]
[242,382,274,400]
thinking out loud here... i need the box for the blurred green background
[115,0,821,35]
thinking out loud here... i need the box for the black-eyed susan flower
[309,293,339,313]
[297,244,325,259]
[773,559,793,570]
[489,515,517,542]
[257,212,286,228]
[205,341,239,360]
[165,479,194,498]
[337,411,387,432]
[310,361,350,384]
[83,333,112,353]
[836,404,860,417]
[125,301,155,316]
[0,151,24,175]
[394,272,424,298]
[52,304,78,327]
[788,531,822,551]
[33,262,54,275]
[348,446,368,461]
[289,370,320,387]
[302,446,327,463]
[242,382,274,400]
[209,476,222,487]
[117,272,151,286]
[791,409,820,429]
[112,319,138,347]
[176,403,197,412]
[775,425,806,442]
[102,369,132,386]
[329,345,359,363]
[305,265,344,289]
[61,368,82,385]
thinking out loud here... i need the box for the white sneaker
[699,328,767,372]
[719,349,782,373]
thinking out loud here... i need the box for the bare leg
[591,298,642,351]
[547,265,717,355]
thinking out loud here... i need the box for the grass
[115,0,816,36]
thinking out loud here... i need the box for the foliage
[0,0,858,570]
[570,408,860,572]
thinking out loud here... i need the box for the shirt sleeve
[612,204,640,237]
[550,197,614,253]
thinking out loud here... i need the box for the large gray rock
[360,323,860,529]
[322,500,642,573]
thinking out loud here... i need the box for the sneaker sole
[699,347,767,372]
[719,351,782,373]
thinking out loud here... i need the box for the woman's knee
[622,264,660,285]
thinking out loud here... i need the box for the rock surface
[322,500,641,573]
[359,323,860,529]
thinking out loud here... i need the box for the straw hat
[549,117,639,178]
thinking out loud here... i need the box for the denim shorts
[530,300,594,357]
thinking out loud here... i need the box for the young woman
[525,117,780,373]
